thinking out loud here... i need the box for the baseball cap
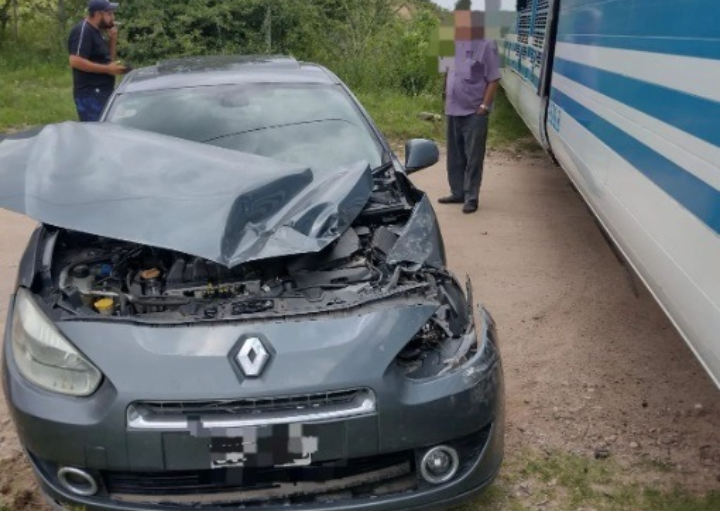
[87,0,119,11]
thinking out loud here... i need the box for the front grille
[103,452,416,506]
[136,389,366,417]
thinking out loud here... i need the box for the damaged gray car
[0,56,504,511]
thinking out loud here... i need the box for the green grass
[356,87,536,149]
[451,449,720,511]
[356,89,446,143]
[0,59,534,151]
[0,63,76,131]
[489,89,538,151]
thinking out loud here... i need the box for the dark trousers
[73,88,113,122]
[446,113,489,205]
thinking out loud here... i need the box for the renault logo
[236,337,270,377]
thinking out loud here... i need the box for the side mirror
[405,138,439,174]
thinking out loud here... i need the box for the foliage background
[1,0,444,94]
[0,0,530,147]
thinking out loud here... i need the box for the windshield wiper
[200,118,359,144]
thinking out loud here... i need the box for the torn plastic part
[440,329,478,376]
[39,230,59,290]
[465,275,475,324]
[396,318,460,379]
[461,305,499,386]
[382,265,420,293]
[372,227,399,256]
[394,273,481,379]
[317,227,361,262]
[231,300,274,315]
[438,284,469,336]
[439,304,495,378]
[0,122,373,268]
[287,228,361,273]
[386,195,445,268]
[292,267,375,290]
[429,305,454,338]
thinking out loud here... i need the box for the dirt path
[410,149,719,494]
[0,149,717,509]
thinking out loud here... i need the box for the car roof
[117,55,341,94]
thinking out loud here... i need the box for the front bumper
[4,299,504,510]
[34,421,503,511]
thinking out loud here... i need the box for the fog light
[420,445,459,484]
[57,467,98,496]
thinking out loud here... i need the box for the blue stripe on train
[556,35,720,61]
[559,0,718,40]
[550,88,720,236]
[557,0,720,60]
[553,57,720,148]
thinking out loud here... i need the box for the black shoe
[438,195,464,204]
[463,202,478,214]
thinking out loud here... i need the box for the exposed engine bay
[42,170,427,315]
[51,223,450,321]
[30,168,478,378]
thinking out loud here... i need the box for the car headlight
[11,288,102,396]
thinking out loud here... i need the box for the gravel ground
[0,149,717,509]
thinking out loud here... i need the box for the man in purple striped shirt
[439,10,502,214]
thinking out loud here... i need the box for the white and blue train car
[501,0,720,387]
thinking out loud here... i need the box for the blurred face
[454,10,484,41]
[96,10,115,29]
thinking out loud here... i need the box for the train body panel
[502,0,720,386]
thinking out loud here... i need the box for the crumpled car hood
[0,122,373,267]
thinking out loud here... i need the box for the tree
[454,0,471,10]
[0,0,88,48]
[334,0,394,56]
[0,0,13,40]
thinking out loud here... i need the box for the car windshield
[106,83,384,173]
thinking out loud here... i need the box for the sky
[431,0,517,10]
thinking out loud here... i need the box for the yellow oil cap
[141,268,161,280]
[95,298,114,315]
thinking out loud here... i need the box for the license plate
[208,423,345,469]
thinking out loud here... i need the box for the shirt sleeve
[68,22,93,59]
[484,40,502,82]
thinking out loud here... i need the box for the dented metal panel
[387,195,446,268]
[0,122,373,268]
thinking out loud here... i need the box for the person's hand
[107,61,127,76]
[477,104,489,116]
[107,26,118,41]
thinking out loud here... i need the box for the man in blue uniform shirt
[67,0,127,122]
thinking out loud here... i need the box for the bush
[1,0,445,95]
